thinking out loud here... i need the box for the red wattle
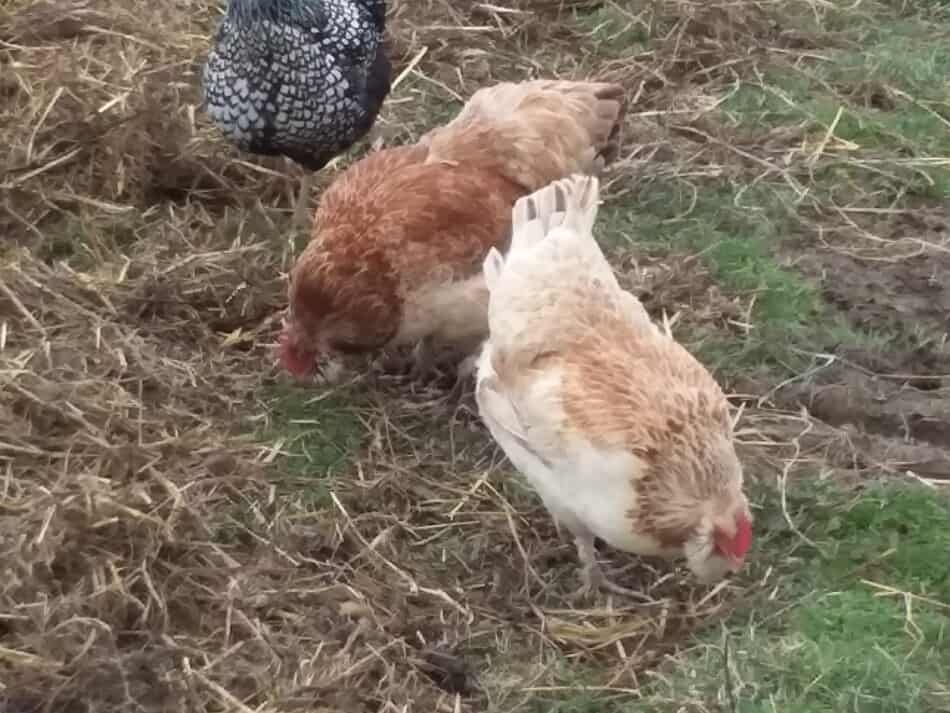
[734,515,753,558]
[278,331,316,377]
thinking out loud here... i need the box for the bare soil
[765,207,950,483]
[790,209,950,339]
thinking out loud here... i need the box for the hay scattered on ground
[3,0,945,710]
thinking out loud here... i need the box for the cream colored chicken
[475,175,753,598]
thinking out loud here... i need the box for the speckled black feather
[203,0,390,171]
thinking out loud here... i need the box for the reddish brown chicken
[476,175,753,599]
[278,79,627,381]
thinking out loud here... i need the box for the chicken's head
[279,303,324,379]
[684,496,753,584]
[279,269,328,380]
[279,260,397,379]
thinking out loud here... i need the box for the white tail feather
[483,246,506,292]
[509,174,601,257]
[558,173,600,238]
[509,194,549,254]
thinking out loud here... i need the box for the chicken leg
[291,172,315,234]
[408,336,438,381]
[446,351,479,401]
[378,336,438,382]
[570,529,650,602]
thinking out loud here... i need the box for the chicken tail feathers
[558,173,601,239]
[483,246,506,293]
[425,80,627,192]
[509,174,600,253]
[485,173,603,292]
[482,174,616,368]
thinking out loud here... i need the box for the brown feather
[555,306,740,548]
[283,80,628,364]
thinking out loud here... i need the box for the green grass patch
[211,384,366,543]
[594,1,950,376]
[607,184,818,324]
[594,182,895,375]
[720,14,950,200]
[540,483,950,713]
[653,483,950,713]
[262,384,366,506]
[573,3,650,54]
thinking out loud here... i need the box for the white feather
[474,174,684,559]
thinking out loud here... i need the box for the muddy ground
[768,209,950,481]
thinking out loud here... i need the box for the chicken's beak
[725,553,744,572]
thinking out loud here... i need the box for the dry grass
[2,0,948,710]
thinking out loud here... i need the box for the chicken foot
[570,530,650,603]
[446,351,479,400]
[378,337,440,381]
[378,340,479,398]
[291,171,315,234]
[409,337,440,381]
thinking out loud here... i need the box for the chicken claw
[408,336,438,382]
[377,337,438,381]
[570,532,649,603]
[446,352,479,400]
[291,172,315,234]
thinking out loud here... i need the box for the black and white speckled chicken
[203,0,391,228]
